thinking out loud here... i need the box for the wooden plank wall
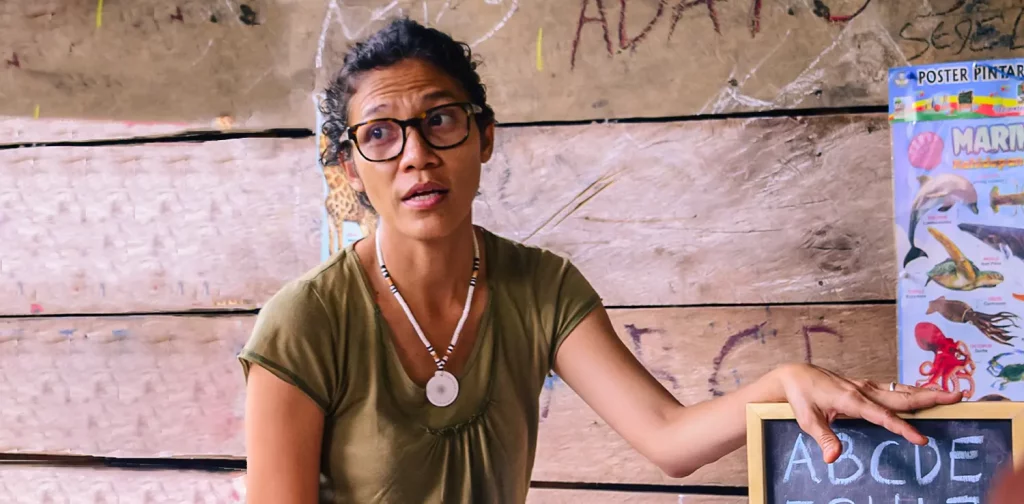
[4,0,1024,502]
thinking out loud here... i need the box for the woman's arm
[552,305,962,478]
[244,365,325,503]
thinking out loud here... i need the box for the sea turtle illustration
[924,227,1004,291]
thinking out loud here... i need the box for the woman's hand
[988,463,1024,503]
[775,362,964,464]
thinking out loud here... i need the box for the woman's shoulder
[482,227,575,273]
[261,244,371,319]
[482,227,598,301]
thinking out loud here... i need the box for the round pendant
[426,370,459,407]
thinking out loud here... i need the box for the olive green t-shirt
[238,227,602,503]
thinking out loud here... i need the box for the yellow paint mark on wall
[33,105,40,119]
[536,27,543,71]
[96,0,104,28]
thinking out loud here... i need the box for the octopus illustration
[914,322,975,399]
[926,296,1020,346]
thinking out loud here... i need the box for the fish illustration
[925,226,1003,291]
[990,186,1024,214]
[904,174,979,267]
[957,223,1024,261]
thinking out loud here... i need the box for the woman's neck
[375,219,480,313]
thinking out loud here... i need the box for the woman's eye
[361,124,395,144]
[428,113,453,127]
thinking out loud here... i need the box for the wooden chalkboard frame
[745,402,1024,504]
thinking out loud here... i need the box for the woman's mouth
[402,182,450,209]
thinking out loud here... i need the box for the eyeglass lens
[355,104,470,161]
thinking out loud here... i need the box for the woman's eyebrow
[423,90,458,102]
[360,90,460,119]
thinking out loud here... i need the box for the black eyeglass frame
[341,102,485,162]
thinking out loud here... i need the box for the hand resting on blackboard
[554,318,965,479]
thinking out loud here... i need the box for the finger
[837,390,928,446]
[862,386,962,412]
[890,382,962,401]
[793,404,843,464]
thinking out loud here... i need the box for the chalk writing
[802,324,843,364]
[812,0,871,23]
[899,1,1024,62]
[468,0,519,47]
[771,418,1004,504]
[540,372,560,419]
[316,0,515,69]
[709,322,770,396]
[624,324,679,389]
[571,0,868,69]
[709,322,844,396]
[536,27,544,71]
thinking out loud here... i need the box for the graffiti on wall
[898,0,1024,61]
[569,0,871,69]
[539,318,847,421]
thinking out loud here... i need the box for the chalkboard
[746,403,1024,504]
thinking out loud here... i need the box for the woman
[238,17,962,503]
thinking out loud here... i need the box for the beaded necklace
[375,227,480,407]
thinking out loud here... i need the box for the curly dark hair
[318,17,496,210]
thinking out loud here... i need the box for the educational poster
[891,58,1024,402]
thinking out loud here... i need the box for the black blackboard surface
[762,418,1012,504]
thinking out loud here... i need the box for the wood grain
[0,117,212,145]
[0,315,252,457]
[5,1,1024,127]
[0,464,244,503]
[0,136,322,316]
[0,304,896,488]
[527,488,745,504]
[3,114,894,313]
[0,0,315,130]
[475,114,896,306]
[0,465,744,504]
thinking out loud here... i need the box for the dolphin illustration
[904,174,979,267]
[958,222,1024,262]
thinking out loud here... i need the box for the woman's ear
[480,121,495,163]
[341,152,365,193]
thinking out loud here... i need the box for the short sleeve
[238,279,339,414]
[542,253,603,367]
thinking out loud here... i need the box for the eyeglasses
[342,102,484,162]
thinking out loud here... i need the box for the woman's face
[341,58,494,241]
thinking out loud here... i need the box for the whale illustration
[958,222,1024,262]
